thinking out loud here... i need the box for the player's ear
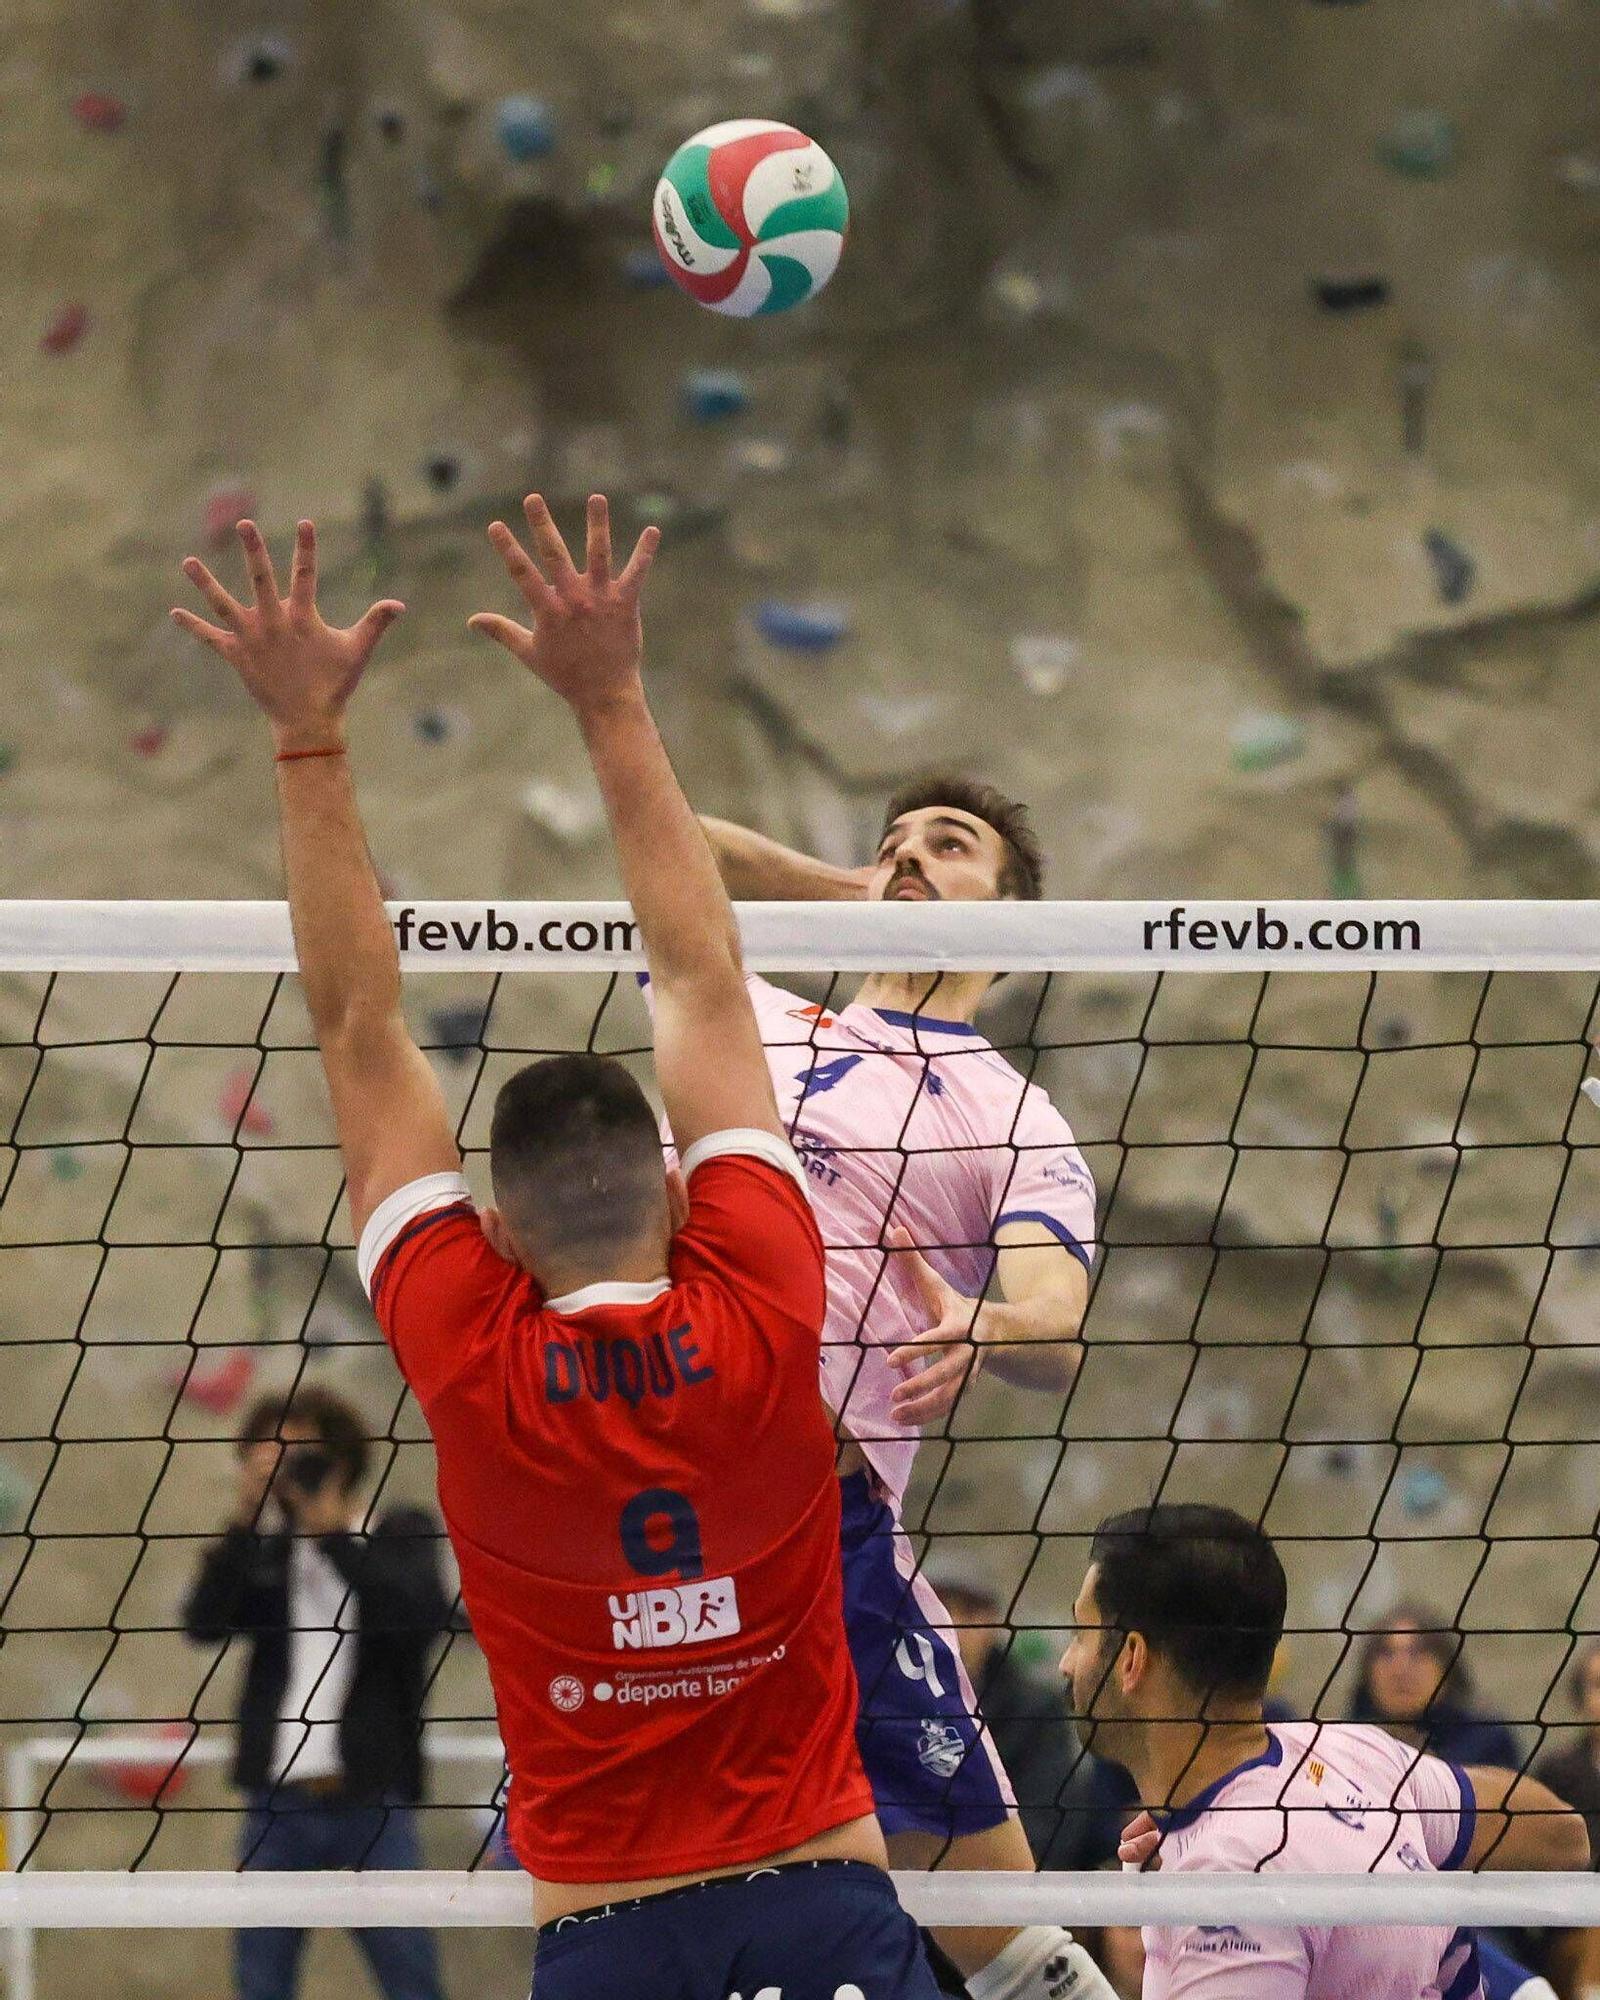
[1119,1630,1149,1696]
[481,1205,522,1267]
[664,1165,689,1236]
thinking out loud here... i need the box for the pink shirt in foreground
[1138,1720,1480,2000]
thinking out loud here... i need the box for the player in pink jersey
[1059,1504,1586,1998]
[697,794,1111,2000]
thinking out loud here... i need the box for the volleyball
[652,119,849,317]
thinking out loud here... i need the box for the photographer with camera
[183,1385,452,2000]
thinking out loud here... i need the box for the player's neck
[540,1240,670,1300]
[1132,1710,1273,1817]
[853,971,989,1025]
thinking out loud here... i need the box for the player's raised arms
[473,497,783,1161]
[172,520,459,1239]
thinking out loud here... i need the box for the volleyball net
[4,898,1600,1964]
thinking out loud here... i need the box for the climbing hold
[520,779,605,845]
[72,92,127,133]
[495,95,558,164]
[585,162,618,200]
[235,36,292,86]
[318,127,352,247]
[424,453,461,494]
[1399,1465,1447,1518]
[49,1148,84,1182]
[129,723,169,758]
[415,167,444,213]
[595,93,635,139]
[1229,710,1305,773]
[414,707,468,746]
[429,1004,490,1061]
[1311,275,1390,314]
[1380,110,1457,180]
[40,304,89,355]
[168,1350,256,1416]
[205,485,256,549]
[620,245,672,289]
[1325,784,1361,897]
[1423,529,1475,606]
[218,1069,274,1138]
[751,601,851,653]
[681,369,751,423]
[0,745,14,778]
[1010,634,1078,697]
[0,1457,32,1532]
[375,107,406,146]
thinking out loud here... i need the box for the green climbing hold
[0,1457,32,1532]
[1380,111,1458,180]
[49,1148,84,1182]
[1229,710,1305,773]
[0,744,14,776]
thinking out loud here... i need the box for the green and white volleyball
[652,120,849,317]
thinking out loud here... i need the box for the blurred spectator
[1535,1640,1600,2000]
[1348,1601,1519,1766]
[183,1386,452,2000]
[928,1557,1132,1871]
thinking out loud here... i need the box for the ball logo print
[547,1674,585,1712]
[653,119,849,316]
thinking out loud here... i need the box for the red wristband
[274,744,347,763]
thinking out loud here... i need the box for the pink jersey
[690,976,1097,1510]
[1139,1721,1481,2000]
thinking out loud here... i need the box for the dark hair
[1350,1602,1473,1718]
[880,774,1045,901]
[1090,1504,1287,1703]
[238,1385,371,1491]
[490,1053,666,1257]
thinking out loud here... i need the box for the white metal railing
[3,1732,506,2000]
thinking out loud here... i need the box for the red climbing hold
[205,485,256,548]
[219,1068,275,1137]
[129,722,169,758]
[72,92,127,133]
[40,304,89,355]
[168,1349,257,1416]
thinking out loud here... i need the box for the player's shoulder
[1281,1720,1416,1788]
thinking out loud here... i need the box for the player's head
[869,774,1044,907]
[487,1053,674,1283]
[237,1385,371,1499]
[1060,1504,1287,1762]
[1351,1602,1465,1726]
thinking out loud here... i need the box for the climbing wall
[4,0,1600,1988]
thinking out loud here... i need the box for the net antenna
[3,897,1600,1956]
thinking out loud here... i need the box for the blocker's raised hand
[172,521,404,741]
[885,1228,985,1427]
[469,494,660,713]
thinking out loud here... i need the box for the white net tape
[3,900,1600,1958]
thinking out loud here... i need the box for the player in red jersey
[174,499,943,1999]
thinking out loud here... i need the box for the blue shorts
[530,1859,942,2000]
[839,1471,1013,1841]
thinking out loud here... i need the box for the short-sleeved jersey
[715,976,1097,1510]
[1139,1721,1481,2000]
[359,1129,874,1885]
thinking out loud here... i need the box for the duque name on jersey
[544,1321,716,1408]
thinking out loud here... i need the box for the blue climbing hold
[682,369,751,423]
[621,245,672,290]
[752,601,851,653]
[496,95,558,163]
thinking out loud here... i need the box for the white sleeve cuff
[357,1172,474,1298]
[679,1128,807,1194]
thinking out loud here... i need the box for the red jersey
[358,1129,873,1884]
